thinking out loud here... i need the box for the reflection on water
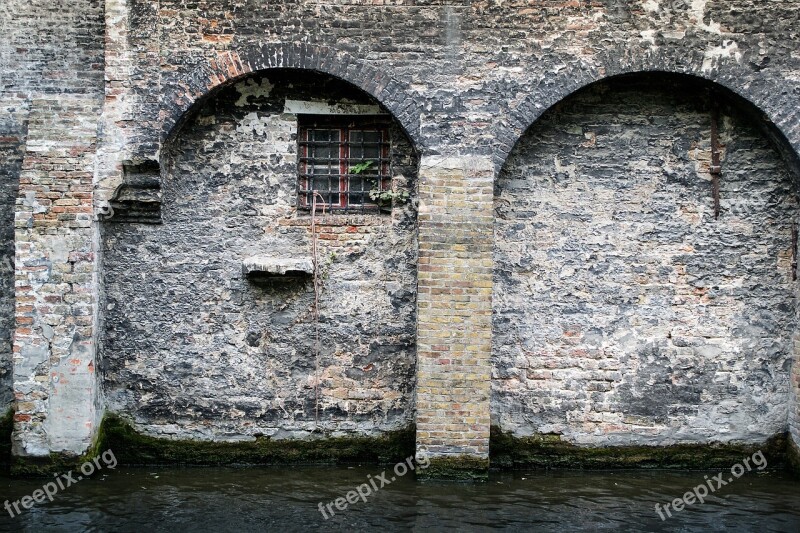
[0,467,798,532]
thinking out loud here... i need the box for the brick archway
[495,56,800,174]
[492,63,800,463]
[158,43,424,154]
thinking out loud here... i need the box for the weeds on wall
[351,160,411,208]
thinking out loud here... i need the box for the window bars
[297,118,391,213]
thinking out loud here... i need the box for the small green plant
[351,159,410,208]
[369,188,410,206]
[321,252,336,280]
[350,160,374,175]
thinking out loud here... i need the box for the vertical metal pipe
[710,103,722,219]
[792,224,798,282]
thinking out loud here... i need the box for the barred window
[297,117,391,212]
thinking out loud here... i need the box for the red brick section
[279,214,388,249]
[416,156,494,465]
[12,97,100,457]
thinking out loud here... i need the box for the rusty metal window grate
[297,117,391,213]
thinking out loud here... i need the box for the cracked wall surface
[101,72,419,440]
[494,76,799,446]
[4,0,800,457]
[1,0,104,455]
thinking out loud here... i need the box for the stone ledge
[242,256,313,277]
[101,160,162,224]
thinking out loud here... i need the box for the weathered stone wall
[101,0,800,459]
[793,334,800,448]
[98,0,800,458]
[494,76,799,446]
[5,0,800,461]
[123,1,800,159]
[0,103,25,412]
[101,72,419,440]
[1,0,104,456]
[13,97,102,457]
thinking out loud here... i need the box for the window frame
[297,116,391,213]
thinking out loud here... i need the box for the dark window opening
[298,116,391,212]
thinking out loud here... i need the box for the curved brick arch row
[494,50,800,174]
[158,43,424,153]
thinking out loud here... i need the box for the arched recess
[157,44,424,157]
[101,67,420,440]
[495,55,800,176]
[492,72,800,447]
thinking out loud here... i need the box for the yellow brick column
[415,155,493,480]
[791,333,800,472]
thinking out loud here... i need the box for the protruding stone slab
[101,160,162,224]
[242,256,313,278]
[283,99,386,116]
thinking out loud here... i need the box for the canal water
[0,466,798,532]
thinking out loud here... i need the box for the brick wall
[1,0,104,456]
[12,97,101,456]
[95,0,800,461]
[5,0,800,463]
[416,155,494,459]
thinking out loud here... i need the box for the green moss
[94,414,415,467]
[8,415,797,477]
[9,412,114,477]
[490,426,790,470]
[417,455,490,482]
[11,453,91,477]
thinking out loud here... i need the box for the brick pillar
[95,0,135,205]
[415,155,493,478]
[12,97,101,460]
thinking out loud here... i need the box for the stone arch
[495,54,800,174]
[159,43,424,155]
[492,71,800,446]
[102,57,421,441]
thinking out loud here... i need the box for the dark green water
[0,467,798,532]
